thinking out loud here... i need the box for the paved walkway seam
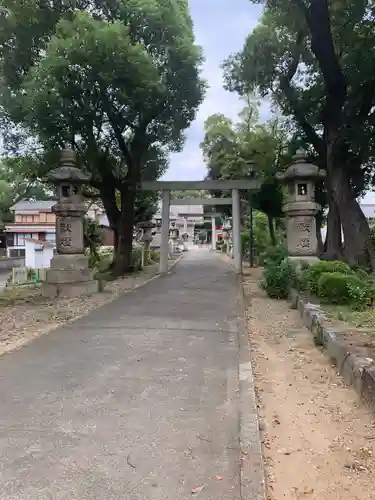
[238,277,267,500]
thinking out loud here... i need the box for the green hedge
[305,260,352,295]
[317,271,374,310]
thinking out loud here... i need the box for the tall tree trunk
[112,187,136,276]
[330,165,375,269]
[315,211,324,256]
[99,184,120,257]
[324,191,342,260]
[267,215,276,246]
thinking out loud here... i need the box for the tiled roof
[10,200,56,211]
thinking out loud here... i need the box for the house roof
[10,200,56,212]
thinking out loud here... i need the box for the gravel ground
[0,263,163,356]
[244,269,375,500]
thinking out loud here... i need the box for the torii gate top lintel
[139,179,260,191]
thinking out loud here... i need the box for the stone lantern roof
[49,166,91,184]
[278,149,325,182]
[48,147,91,184]
[137,221,155,229]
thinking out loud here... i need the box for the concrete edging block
[290,288,375,411]
[362,365,375,409]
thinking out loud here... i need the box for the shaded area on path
[0,249,244,499]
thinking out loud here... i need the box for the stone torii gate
[139,179,260,274]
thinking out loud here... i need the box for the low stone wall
[0,257,25,271]
[290,289,375,411]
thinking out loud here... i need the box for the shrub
[149,250,160,263]
[346,277,375,310]
[295,262,310,291]
[307,260,352,295]
[262,259,293,299]
[261,245,288,268]
[317,272,374,310]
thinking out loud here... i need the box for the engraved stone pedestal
[277,149,325,266]
[42,147,98,298]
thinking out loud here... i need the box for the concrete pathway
[0,249,262,499]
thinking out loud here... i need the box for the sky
[162,0,263,181]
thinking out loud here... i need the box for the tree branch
[344,80,375,126]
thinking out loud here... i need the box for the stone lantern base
[42,254,98,298]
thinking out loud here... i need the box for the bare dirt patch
[0,263,163,356]
[244,269,375,500]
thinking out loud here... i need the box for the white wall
[25,240,36,268]
[25,240,54,269]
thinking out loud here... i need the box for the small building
[25,238,54,269]
[5,200,56,257]
[5,199,115,256]
[152,202,204,245]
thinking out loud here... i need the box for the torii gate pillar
[160,189,171,274]
[232,188,242,274]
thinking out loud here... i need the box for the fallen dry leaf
[191,485,205,494]
[303,488,314,495]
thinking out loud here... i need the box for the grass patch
[322,304,375,330]
[0,284,42,305]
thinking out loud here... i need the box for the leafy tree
[0,0,205,275]
[171,190,209,200]
[200,104,288,244]
[0,156,52,223]
[223,0,375,268]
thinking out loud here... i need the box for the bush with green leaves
[293,262,310,291]
[262,259,293,299]
[149,250,160,263]
[306,260,352,295]
[261,245,288,268]
[317,272,374,310]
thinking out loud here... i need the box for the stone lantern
[277,149,325,261]
[169,222,179,240]
[169,222,179,254]
[138,221,155,266]
[42,147,98,297]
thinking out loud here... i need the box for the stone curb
[237,277,267,500]
[290,289,375,410]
